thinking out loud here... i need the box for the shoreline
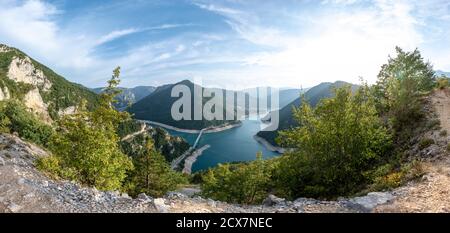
[253,135,285,154]
[182,145,211,174]
[137,120,242,134]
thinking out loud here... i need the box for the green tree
[373,47,435,131]
[125,137,186,197]
[0,100,53,146]
[274,85,392,198]
[201,152,271,204]
[38,67,133,191]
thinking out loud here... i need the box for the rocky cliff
[0,44,99,122]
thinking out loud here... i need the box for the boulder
[153,198,169,213]
[263,194,285,206]
[347,192,394,211]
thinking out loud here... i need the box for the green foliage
[437,76,449,89]
[118,122,190,163]
[373,47,435,132]
[117,119,142,138]
[366,160,424,191]
[0,45,99,120]
[273,85,392,198]
[37,67,133,191]
[418,138,434,150]
[201,152,272,204]
[124,137,187,197]
[0,100,54,146]
[257,81,359,146]
[128,80,239,130]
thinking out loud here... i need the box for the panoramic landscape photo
[1,0,450,214]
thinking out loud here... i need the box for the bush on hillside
[0,100,53,146]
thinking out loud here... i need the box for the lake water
[165,120,280,172]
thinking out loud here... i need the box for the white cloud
[95,28,140,46]
[194,0,436,88]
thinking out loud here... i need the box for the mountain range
[92,86,156,110]
[436,70,450,78]
[256,81,359,147]
[128,80,241,130]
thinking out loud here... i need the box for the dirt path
[121,124,146,142]
[375,89,450,212]
[431,89,450,132]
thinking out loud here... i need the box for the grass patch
[418,138,435,150]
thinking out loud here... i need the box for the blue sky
[0,0,449,89]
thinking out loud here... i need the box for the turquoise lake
[165,120,280,172]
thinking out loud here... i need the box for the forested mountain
[0,44,99,120]
[128,80,240,130]
[256,81,358,146]
[92,86,156,110]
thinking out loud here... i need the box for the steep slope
[375,89,450,212]
[1,133,395,213]
[0,44,99,121]
[92,86,156,110]
[256,81,359,147]
[118,120,190,163]
[128,80,240,130]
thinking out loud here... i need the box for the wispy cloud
[1,0,449,88]
[95,24,190,46]
[95,28,141,46]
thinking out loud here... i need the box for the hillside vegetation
[257,81,359,145]
[199,47,436,203]
[128,80,240,130]
[0,44,99,119]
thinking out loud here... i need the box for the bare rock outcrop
[0,86,10,101]
[7,56,52,91]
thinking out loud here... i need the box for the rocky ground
[2,89,450,213]
[0,133,394,213]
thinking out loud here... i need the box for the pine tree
[125,137,186,197]
[38,67,133,191]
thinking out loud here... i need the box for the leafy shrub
[418,138,434,150]
[437,77,449,89]
[367,160,424,191]
[201,152,272,204]
[373,47,435,133]
[273,85,392,198]
[37,68,133,191]
[440,130,447,137]
[124,137,187,197]
[426,119,441,130]
[0,100,54,146]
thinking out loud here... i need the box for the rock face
[3,55,53,122]
[57,106,77,117]
[0,86,10,101]
[7,56,52,91]
[0,45,11,53]
[0,134,156,213]
[23,88,51,122]
[347,192,394,212]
